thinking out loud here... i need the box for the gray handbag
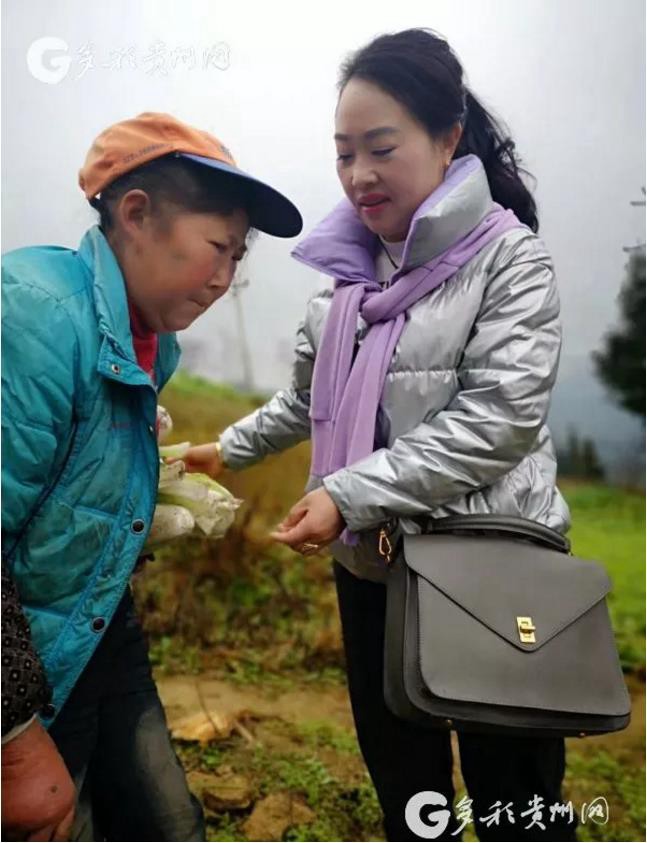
[381,514,631,737]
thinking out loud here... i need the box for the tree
[580,437,605,481]
[556,427,605,480]
[592,191,645,419]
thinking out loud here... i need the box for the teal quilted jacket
[1,225,180,724]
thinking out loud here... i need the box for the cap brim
[178,152,302,238]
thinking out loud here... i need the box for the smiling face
[107,191,250,333]
[335,78,461,242]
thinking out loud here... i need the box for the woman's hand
[180,443,224,478]
[270,488,345,554]
[2,718,76,841]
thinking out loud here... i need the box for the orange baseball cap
[79,112,302,237]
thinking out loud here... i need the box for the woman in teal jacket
[1,112,302,841]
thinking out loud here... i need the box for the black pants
[334,561,579,842]
[48,588,205,842]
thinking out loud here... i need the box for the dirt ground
[157,671,645,842]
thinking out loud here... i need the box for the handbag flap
[402,533,611,652]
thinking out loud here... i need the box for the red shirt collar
[127,298,158,382]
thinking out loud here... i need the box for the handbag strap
[416,514,571,554]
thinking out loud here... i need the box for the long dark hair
[90,155,253,234]
[339,28,539,231]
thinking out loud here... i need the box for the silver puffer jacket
[220,162,570,581]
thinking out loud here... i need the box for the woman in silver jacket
[185,29,577,842]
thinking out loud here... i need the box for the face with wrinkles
[108,190,249,332]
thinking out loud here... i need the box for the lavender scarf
[292,156,524,544]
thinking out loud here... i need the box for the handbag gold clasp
[378,528,393,564]
[517,616,536,644]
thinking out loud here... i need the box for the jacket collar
[77,225,180,388]
[292,155,494,280]
[77,225,138,359]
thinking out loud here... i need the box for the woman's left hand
[270,488,345,554]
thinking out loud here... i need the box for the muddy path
[157,671,645,841]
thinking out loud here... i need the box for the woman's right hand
[180,442,224,478]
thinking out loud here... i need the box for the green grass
[165,370,269,407]
[175,731,383,842]
[562,482,645,673]
[565,749,646,842]
[295,720,361,755]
